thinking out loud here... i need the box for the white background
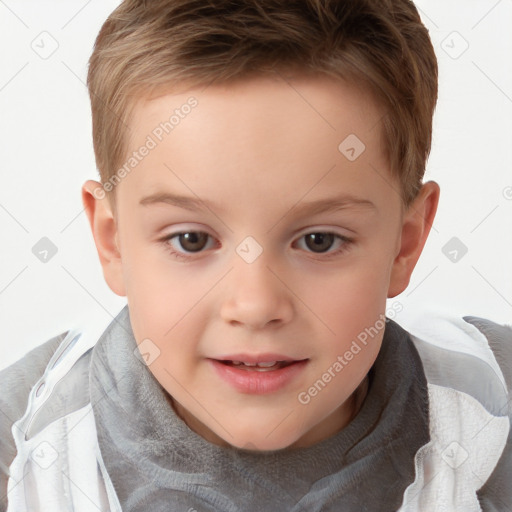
[1,0,511,370]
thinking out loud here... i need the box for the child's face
[84,74,438,451]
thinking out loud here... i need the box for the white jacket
[4,314,512,511]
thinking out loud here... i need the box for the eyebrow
[139,192,377,216]
[139,192,221,212]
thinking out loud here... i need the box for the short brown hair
[87,0,438,209]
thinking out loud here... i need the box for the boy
[1,0,511,510]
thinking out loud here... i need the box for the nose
[220,253,294,330]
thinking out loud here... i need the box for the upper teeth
[232,360,278,367]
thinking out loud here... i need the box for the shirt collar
[89,305,429,511]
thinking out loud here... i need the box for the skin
[82,73,439,451]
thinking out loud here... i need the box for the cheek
[120,227,185,309]
[304,262,389,326]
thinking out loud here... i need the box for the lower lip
[209,359,308,394]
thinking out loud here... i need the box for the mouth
[217,360,302,371]
[208,355,309,394]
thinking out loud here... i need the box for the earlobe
[81,180,127,297]
[387,181,440,298]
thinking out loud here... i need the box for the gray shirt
[1,306,510,511]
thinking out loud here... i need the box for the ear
[82,180,126,296]
[387,181,440,298]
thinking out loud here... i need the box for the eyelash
[159,230,354,261]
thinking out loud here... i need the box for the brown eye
[294,231,353,259]
[176,232,209,252]
[303,233,336,253]
[161,230,219,261]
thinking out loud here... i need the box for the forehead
[117,74,395,218]
[130,73,384,146]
